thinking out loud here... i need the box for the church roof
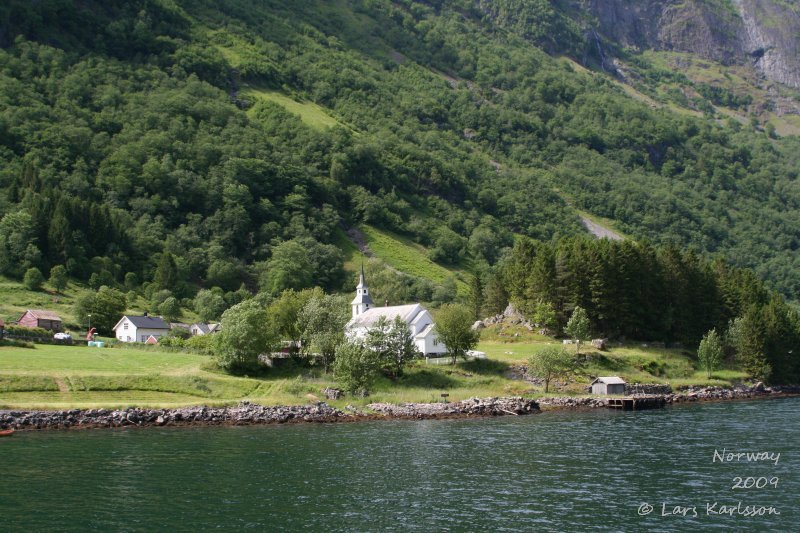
[347,304,423,329]
[414,323,435,339]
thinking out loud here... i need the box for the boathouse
[591,376,626,395]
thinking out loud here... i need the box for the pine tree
[153,252,179,290]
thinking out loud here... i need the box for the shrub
[6,325,51,338]
[23,267,45,291]
[333,342,382,396]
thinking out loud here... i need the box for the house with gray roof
[113,314,171,343]
[345,267,446,356]
[190,322,222,336]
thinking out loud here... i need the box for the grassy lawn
[478,333,748,389]
[0,325,752,410]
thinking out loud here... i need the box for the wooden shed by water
[591,376,626,395]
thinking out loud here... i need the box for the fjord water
[2,399,797,532]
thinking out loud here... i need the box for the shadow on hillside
[395,369,459,389]
[460,358,510,376]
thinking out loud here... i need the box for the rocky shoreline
[366,396,541,419]
[1,385,798,431]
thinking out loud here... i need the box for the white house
[190,322,221,336]
[345,267,446,356]
[113,315,171,343]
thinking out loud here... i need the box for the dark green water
[1,398,797,532]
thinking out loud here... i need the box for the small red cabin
[17,309,62,332]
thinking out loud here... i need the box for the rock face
[579,0,800,88]
[733,0,800,88]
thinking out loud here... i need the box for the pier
[606,396,666,410]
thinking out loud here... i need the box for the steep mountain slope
[0,0,799,304]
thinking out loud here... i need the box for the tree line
[502,236,800,383]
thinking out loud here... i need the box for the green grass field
[0,322,751,410]
[242,85,342,129]
[0,343,531,409]
[359,225,469,294]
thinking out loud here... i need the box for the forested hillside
[1,0,799,310]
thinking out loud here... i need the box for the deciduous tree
[213,300,277,372]
[564,306,590,354]
[333,341,382,396]
[697,328,723,378]
[435,304,480,364]
[528,346,572,393]
[49,265,68,293]
[23,267,45,291]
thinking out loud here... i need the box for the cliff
[578,0,800,89]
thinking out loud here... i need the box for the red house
[17,309,63,332]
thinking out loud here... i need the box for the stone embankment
[670,384,800,403]
[2,386,798,431]
[0,397,541,431]
[367,397,540,419]
[537,384,800,410]
[0,402,348,431]
[537,397,608,409]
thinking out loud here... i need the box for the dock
[606,396,666,410]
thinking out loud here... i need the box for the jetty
[606,396,666,410]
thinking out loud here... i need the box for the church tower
[351,264,374,318]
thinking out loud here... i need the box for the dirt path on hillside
[580,217,624,241]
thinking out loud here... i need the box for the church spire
[357,262,367,289]
[351,261,373,318]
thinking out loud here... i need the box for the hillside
[0,0,799,307]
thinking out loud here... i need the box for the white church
[345,266,447,356]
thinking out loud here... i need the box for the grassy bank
[0,326,750,410]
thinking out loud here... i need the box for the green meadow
[0,324,748,410]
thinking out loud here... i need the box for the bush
[6,325,51,338]
[185,334,215,355]
[23,267,45,291]
[0,338,36,348]
[213,299,277,371]
[333,342,382,396]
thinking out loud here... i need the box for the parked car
[53,332,72,340]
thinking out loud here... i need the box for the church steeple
[351,263,374,318]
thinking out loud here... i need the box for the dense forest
[504,236,800,383]
[0,0,799,354]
